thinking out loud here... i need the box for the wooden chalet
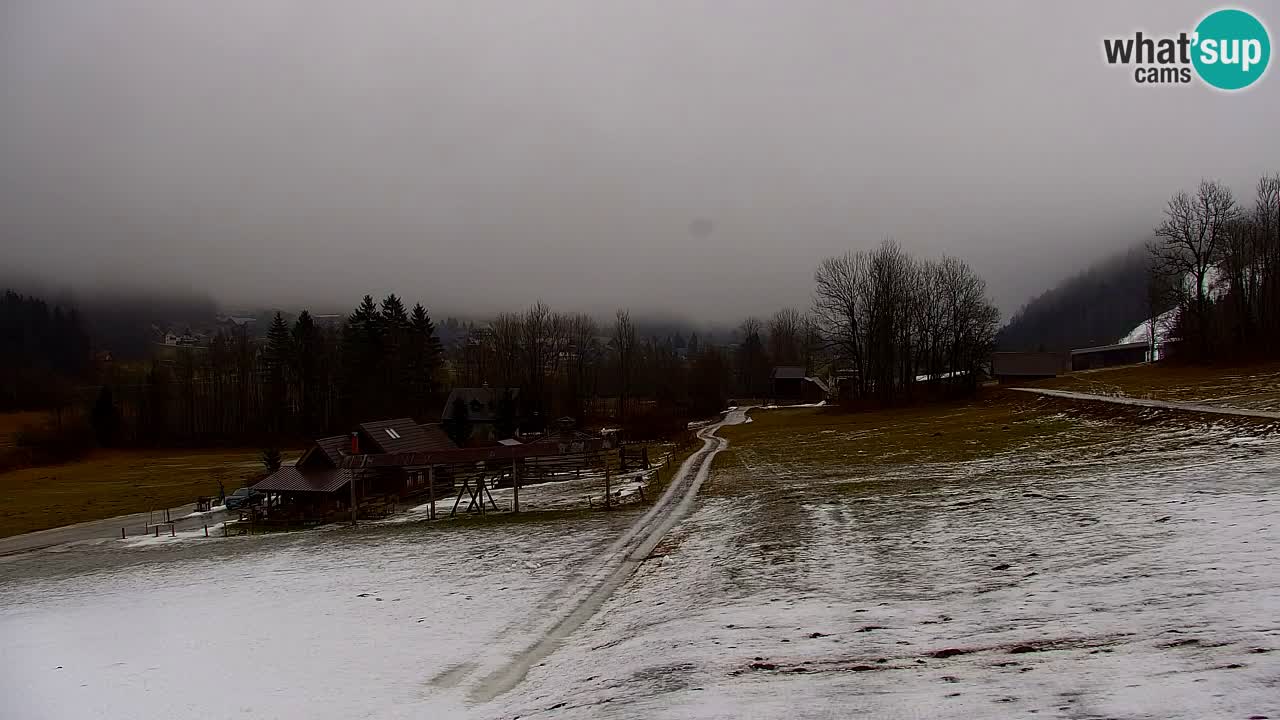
[251,415,617,525]
[252,418,457,523]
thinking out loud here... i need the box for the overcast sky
[2,1,1277,322]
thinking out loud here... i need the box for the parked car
[224,486,263,511]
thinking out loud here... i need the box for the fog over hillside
[3,1,1278,320]
[997,242,1176,352]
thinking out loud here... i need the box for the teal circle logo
[1192,9,1270,90]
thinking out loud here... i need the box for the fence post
[121,527,125,539]
[605,464,612,510]
[350,470,358,527]
[428,466,436,520]
[204,524,208,538]
[512,459,520,513]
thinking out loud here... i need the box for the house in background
[441,387,523,443]
[770,366,829,404]
[312,313,344,329]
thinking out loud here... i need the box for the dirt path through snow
[462,407,748,705]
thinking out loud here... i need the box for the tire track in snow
[464,407,748,704]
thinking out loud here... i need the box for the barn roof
[1070,341,1149,355]
[253,467,353,494]
[359,418,455,454]
[771,366,806,380]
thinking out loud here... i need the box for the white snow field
[3,405,1280,719]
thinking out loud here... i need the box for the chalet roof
[253,467,353,494]
[312,435,349,466]
[417,424,457,451]
[442,388,520,423]
[359,418,455,454]
[771,366,806,380]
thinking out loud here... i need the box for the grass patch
[0,448,268,538]
[708,375,1280,513]
[708,386,1277,501]
[717,389,1079,472]
[0,410,52,449]
[1024,361,1280,411]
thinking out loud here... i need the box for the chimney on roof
[350,432,359,455]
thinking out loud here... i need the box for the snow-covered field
[0,512,640,719]
[3,407,1279,719]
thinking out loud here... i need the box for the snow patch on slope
[1118,306,1178,346]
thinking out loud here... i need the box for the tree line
[0,290,91,411]
[8,238,1004,457]
[98,295,443,447]
[1149,173,1280,360]
[449,305,728,433]
[813,240,999,405]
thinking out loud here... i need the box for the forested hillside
[0,291,91,410]
[997,244,1173,352]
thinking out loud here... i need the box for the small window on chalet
[386,428,401,440]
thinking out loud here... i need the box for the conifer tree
[380,294,410,412]
[265,312,292,433]
[444,396,472,446]
[341,295,383,420]
[291,310,321,433]
[407,303,442,415]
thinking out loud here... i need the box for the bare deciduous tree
[612,309,636,421]
[1151,179,1238,353]
[564,312,600,418]
[767,308,804,365]
[813,240,998,403]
